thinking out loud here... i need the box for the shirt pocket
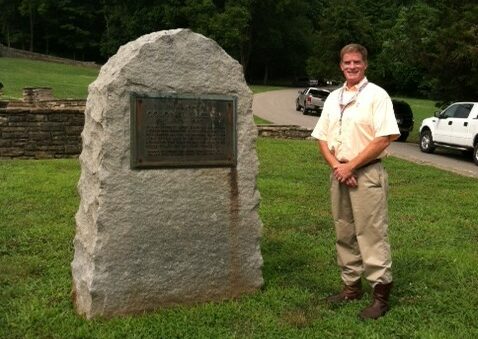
[349,101,374,136]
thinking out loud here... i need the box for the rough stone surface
[71,29,263,319]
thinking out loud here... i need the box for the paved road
[253,88,478,179]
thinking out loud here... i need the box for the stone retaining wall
[0,103,85,159]
[22,87,54,103]
[0,104,312,159]
[257,124,313,139]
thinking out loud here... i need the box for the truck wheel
[295,100,301,111]
[473,143,478,166]
[420,130,435,153]
[302,107,309,115]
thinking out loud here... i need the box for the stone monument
[71,29,263,319]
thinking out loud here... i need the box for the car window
[308,89,320,97]
[308,89,329,98]
[441,105,458,118]
[455,104,473,118]
[441,103,473,119]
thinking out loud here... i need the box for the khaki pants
[330,162,392,286]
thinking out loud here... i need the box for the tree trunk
[6,25,10,47]
[240,32,252,77]
[263,62,269,85]
[29,4,34,52]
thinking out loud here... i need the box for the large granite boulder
[71,29,263,319]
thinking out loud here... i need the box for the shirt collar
[343,77,368,92]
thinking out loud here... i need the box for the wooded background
[0,0,476,101]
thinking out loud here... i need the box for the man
[311,43,400,320]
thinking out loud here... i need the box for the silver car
[295,87,330,115]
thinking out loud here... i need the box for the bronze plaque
[130,93,237,169]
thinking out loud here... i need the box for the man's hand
[333,162,357,188]
[317,140,358,187]
[344,176,358,188]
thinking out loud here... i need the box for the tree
[248,0,316,84]
[100,0,187,57]
[0,0,22,47]
[209,1,253,74]
[54,0,104,60]
[0,0,474,98]
[18,0,45,51]
[374,2,440,96]
[428,3,478,101]
[306,0,374,82]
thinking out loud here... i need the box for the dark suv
[392,99,414,142]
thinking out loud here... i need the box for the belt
[357,158,381,169]
[339,158,381,169]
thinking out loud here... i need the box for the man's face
[340,52,367,87]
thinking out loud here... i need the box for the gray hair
[340,44,368,63]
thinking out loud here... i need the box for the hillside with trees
[0,0,476,101]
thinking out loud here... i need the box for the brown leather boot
[326,280,363,304]
[359,282,393,320]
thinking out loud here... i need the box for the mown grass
[1,139,477,338]
[250,85,288,94]
[0,58,282,100]
[254,116,272,125]
[0,57,98,100]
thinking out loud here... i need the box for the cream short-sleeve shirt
[311,78,400,162]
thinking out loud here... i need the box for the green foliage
[0,1,476,99]
[0,57,98,99]
[373,2,440,96]
[306,1,477,100]
[100,1,177,57]
[183,0,254,74]
[249,0,316,83]
[306,0,375,80]
[1,0,102,60]
[1,141,478,337]
[428,3,478,101]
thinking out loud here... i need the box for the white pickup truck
[295,87,330,116]
[419,102,478,165]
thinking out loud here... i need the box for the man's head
[340,44,368,87]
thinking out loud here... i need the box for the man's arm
[349,136,392,170]
[333,136,393,182]
[317,140,340,169]
[318,140,358,187]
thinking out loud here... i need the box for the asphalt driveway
[252,88,478,179]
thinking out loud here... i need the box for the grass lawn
[254,116,272,125]
[0,58,284,100]
[0,57,99,100]
[1,138,477,338]
[250,85,289,94]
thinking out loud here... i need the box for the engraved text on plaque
[131,94,236,168]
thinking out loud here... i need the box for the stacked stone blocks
[0,104,84,159]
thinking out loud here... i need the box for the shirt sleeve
[373,90,400,139]
[311,98,333,141]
